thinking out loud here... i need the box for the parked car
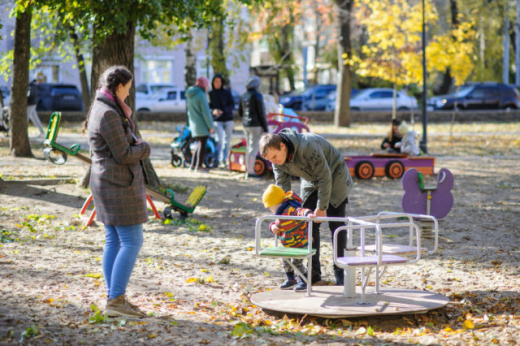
[136,88,186,112]
[36,83,83,111]
[136,83,176,99]
[279,84,337,110]
[427,82,520,110]
[325,89,359,111]
[349,88,417,111]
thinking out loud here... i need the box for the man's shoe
[280,279,297,290]
[294,279,307,292]
[104,295,145,318]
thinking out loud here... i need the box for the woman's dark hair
[82,65,133,133]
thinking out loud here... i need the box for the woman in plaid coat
[84,66,151,318]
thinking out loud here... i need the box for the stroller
[170,125,219,169]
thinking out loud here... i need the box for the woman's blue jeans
[103,224,143,300]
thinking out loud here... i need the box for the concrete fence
[37,110,520,124]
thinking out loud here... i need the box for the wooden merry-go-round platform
[251,286,449,318]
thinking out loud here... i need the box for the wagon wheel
[385,160,405,179]
[254,158,267,176]
[355,161,375,179]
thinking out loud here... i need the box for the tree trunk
[311,3,323,84]
[185,32,197,89]
[281,26,296,91]
[334,0,354,128]
[81,21,161,188]
[209,17,229,82]
[69,28,90,112]
[9,8,33,157]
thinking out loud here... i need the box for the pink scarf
[100,87,135,131]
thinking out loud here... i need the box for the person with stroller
[262,184,316,292]
[83,65,150,318]
[238,76,268,179]
[186,76,215,172]
[209,74,234,168]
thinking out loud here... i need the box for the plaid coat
[87,91,151,225]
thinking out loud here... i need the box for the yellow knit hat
[262,184,286,208]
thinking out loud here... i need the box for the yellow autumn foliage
[349,0,475,87]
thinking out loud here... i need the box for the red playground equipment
[229,113,310,176]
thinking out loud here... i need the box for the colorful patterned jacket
[269,191,313,248]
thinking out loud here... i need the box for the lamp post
[420,0,428,153]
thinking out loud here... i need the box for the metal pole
[516,0,520,85]
[504,1,510,84]
[420,0,428,154]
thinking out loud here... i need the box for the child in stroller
[170,125,219,169]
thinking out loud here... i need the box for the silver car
[327,88,417,111]
[136,88,186,112]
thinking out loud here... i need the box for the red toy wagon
[345,153,435,179]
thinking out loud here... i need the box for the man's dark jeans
[303,190,348,282]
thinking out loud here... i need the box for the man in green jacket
[186,76,214,172]
[259,129,354,285]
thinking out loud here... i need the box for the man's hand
[313,208,326,223]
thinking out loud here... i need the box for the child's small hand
[271,224,281,235]
[308,213,316,220]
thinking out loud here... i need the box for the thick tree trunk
[9,8,33,157]
[81,21,161,188]
[69,28,90,112]
[185,32,197,89]
[209,17,229,82]
[334,0,354,128]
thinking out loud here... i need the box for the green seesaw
[43,112,207,220]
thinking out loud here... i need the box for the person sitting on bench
[262,184,315,292]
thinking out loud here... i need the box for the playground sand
[0,152,519,345]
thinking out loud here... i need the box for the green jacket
[273,129,354,210]
[186,86,214,137]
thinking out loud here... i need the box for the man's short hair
[259,133,283,158]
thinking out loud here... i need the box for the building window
[142,60,173,83]
[34,64,60,83]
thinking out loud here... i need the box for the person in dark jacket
[259,129,354,285]
[238,76,268,179]
[27,79,44,136]
[381,118,403,152]
[209,74,234,167]
[84,66,151,318]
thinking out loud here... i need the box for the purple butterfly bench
[401,167,454,219]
